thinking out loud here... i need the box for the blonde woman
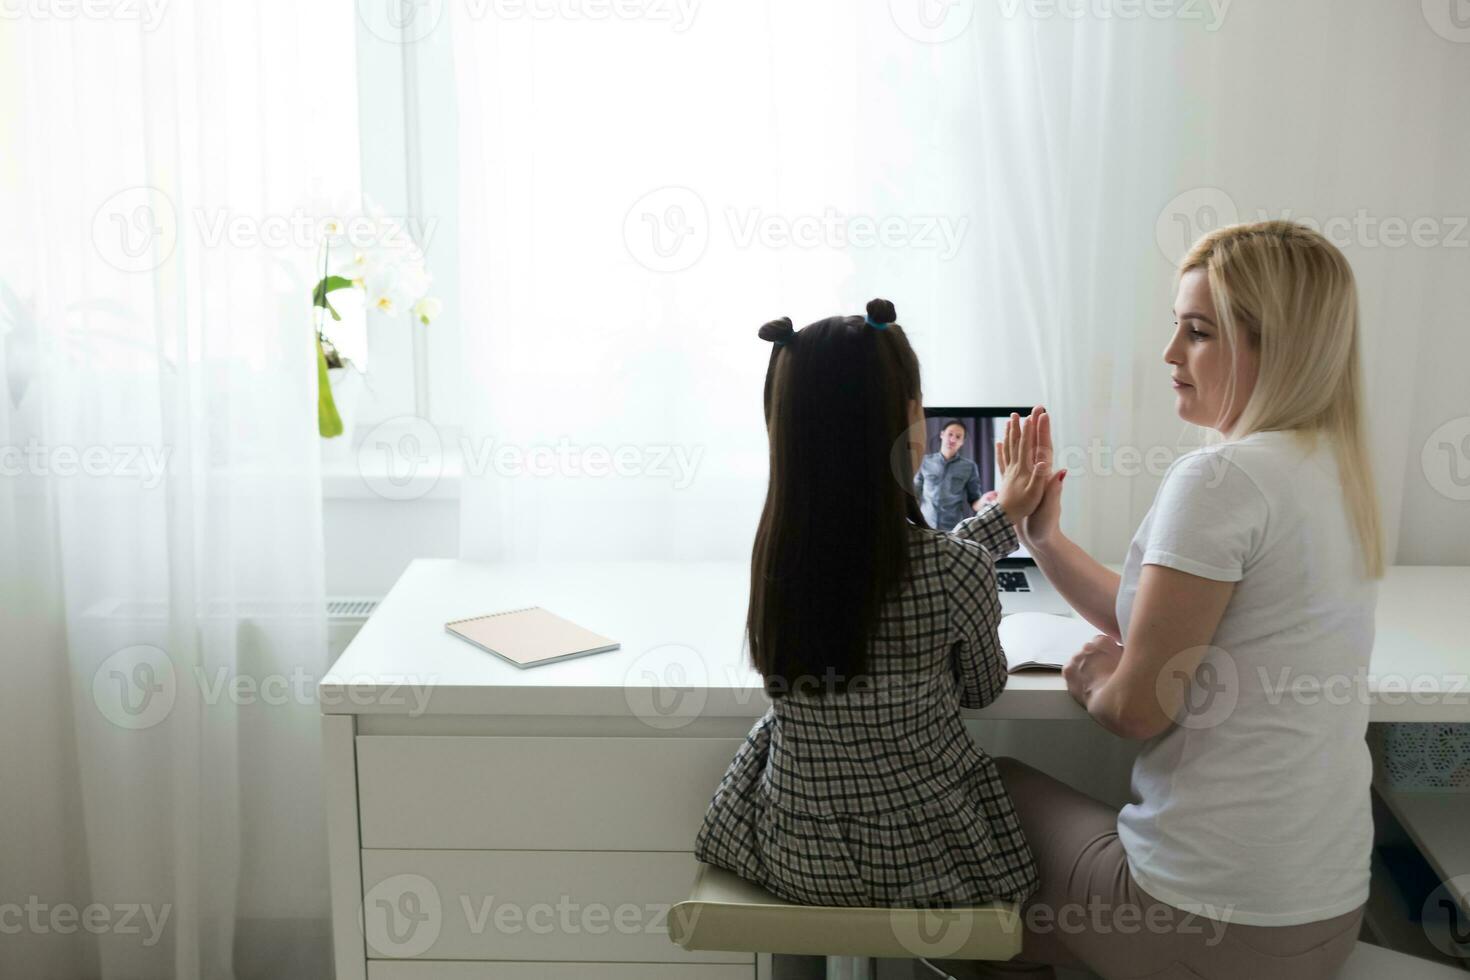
[937,221,1383,980]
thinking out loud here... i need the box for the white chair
[669,863,1022,979]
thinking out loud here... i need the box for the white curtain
[452,1,1468,801]
[0,4,356,977]
[453,0,1469,569]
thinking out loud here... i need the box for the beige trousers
[929,757,1364,980]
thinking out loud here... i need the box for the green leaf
[317,333,344,438]
[312,275,356,323]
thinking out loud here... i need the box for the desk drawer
[361,849,748,963]
[356,735,741,850]
[369,963,753,980]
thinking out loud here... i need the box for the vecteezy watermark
[623,643,710,730]
[471,0,698,29]
[0,0,170,29]
[92,644,437,730]
[890,0,1227,43]
[91,187,179,275]
[889,416,1238,503]
[887,883,1232,958]
[623,187,971,273]
[90,186,438,274]
[1156,187,1239,265]
[360,874,682,958]
[1156,187,1470,263]
[0,440,171,488]
[1422,416,1470,502]
[356,0,445,43]
[357,0,697,43]
[1422,874,1470,959]
[1422,0,1470,43]
[0,898,171,946]
[356,415,705,502]
[889,0,976,43]
[623,187,710,273]
[1259,667,1470,709]
[363,874,443,958]
[1155,645,1238,731]
[1151,654,1470,730]
[995,0,1230,29]
[725,208,969,262]
[93,645,177,730]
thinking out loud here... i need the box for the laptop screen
[918,406,1037,564]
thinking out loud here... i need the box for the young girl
[693,298,1052,908]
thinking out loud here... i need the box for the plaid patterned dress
[693,503,1040,907]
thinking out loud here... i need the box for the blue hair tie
[865,315,891,331]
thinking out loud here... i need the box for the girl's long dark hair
[748,298,925,697]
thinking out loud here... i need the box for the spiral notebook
[445,606,620,669]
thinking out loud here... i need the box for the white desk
[320,560,1470,979]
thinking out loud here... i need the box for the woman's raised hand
[995,407,1053,521]
[999,406,1067,548]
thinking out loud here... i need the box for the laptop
[919,406,1071,616]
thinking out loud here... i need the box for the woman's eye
[1189,328,1208,340]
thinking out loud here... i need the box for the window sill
[321,421,463,501]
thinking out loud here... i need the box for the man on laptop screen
[914,416,989,531]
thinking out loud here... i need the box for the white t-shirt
[1115,429,1377,926]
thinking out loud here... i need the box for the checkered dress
[693,503,1040,908]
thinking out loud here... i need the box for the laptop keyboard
[997,570,1031,593]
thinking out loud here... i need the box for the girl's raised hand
[995,408,1053,521]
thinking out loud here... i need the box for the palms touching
[995,406,1067,541]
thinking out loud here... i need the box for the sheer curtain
[448,2,1189,567]
[0,4,355,977]
[451,1,1465,795]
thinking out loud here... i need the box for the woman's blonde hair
[1181,220,1384,578]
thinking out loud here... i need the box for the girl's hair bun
[759,316,796,345]
[866,298,897,325]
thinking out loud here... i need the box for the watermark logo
[624,188,971,272]
[0,440,171,488]
[889,0,975,43]
[624,186,710,273]
[996,0,1230,29]
[1155,645,1237,730]
[92,644,177,731]
[91,187,437,274]
[0,0,170,29]
[0,898,171,946]
[1156,189,1470,261]
[92,186,178,275]
[1422,875,1470,958]
[92,644,437,725]
[623,643,709,729]
[362,874,443,957]
[354,417,705,501]
[1156,187,1238,264]
[358,415,446,501]
[1422,0,1470,43]
[888,876,984,957]
[726,207,968,261]
[357,0,446,43]
[1422,416,1470,501]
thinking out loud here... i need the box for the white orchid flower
[413,297,442,326]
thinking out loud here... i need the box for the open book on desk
[998,611,1102,672]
